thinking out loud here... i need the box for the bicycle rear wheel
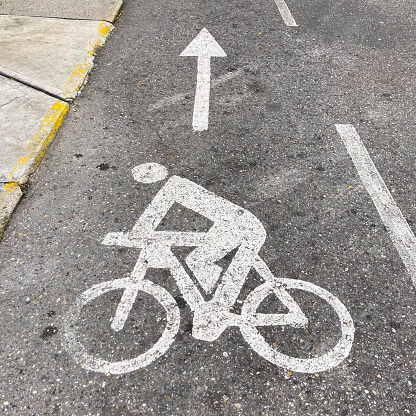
[63,278,180,374]
[240,279,354,373]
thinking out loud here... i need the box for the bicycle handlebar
[102,231,208,248]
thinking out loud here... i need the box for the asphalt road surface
[1,0,416,414]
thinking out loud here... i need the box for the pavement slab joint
[0,0,123,21]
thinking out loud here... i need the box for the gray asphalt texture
[1,0,416,414]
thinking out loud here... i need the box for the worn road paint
[273,0,298,27]
[132,162,169,183]
[148,65,255,112]
[63,163,354,374]
[336,124,416,287]
[180,28,226,131]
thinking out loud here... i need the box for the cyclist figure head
[132,163,169,183]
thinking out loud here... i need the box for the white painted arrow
[180,28,226,132]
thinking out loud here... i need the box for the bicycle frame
[105,234,308,341]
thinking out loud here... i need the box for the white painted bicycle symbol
[63,163,354,374]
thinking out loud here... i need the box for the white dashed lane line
[273,0,298,27]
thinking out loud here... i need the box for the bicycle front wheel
[63,278,180,374]
[240,279,354,373]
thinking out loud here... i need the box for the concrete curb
[105,0,123,23]
[62,21,114,100]
[8,99,70,184]
[0,183,22,235]
[0,4,122,235]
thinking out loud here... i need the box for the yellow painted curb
[61,21,114,100]
[8,100,69,184]
[105,0,124,22]
[1,18,116,232]
[0,183,22,234]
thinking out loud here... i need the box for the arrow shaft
[193,56,211,131]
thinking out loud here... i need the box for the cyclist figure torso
[129,175,267,295]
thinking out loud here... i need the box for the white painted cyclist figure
[106,162,267,340]
[64,162,354,375]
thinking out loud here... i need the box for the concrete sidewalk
[0,0,123,234]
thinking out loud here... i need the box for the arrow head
[180,28,226,58]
